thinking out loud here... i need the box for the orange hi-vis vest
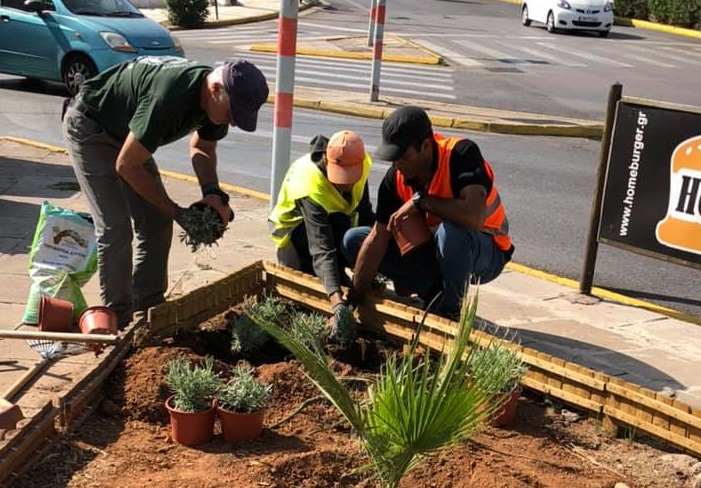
[395,134,512,252]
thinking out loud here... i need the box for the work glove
[328,302,356,348]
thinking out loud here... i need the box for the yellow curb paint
[506,262,701,326]
[0,136,68,154]
[615,16,701,40]
[0,136,270,201]
[159,169,270,201]
[249,44,443,65]
[2,135,698,324]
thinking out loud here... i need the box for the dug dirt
[14,331,691,488]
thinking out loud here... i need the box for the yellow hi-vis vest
[269,153,372,249]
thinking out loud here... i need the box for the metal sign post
[367,0,377,47]
[270,0,298,209]
[369,0,385,102]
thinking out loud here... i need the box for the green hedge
[166,0,209,28]
[615,0,701,29]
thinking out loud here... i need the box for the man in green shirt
[62,56,268,328]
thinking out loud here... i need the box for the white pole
[369,0,385,102]
[270,0,298,208]
[367,0,377,47]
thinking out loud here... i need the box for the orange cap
[326,130,365,185]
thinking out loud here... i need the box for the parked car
[521,0,614,37]
[0,0,184,94]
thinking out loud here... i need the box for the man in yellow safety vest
[269,130,374,345]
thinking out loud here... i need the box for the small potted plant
[165,356,222,446]
[468,345,527,428]
[216,365,271,442]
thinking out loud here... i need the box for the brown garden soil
[14,310,692,488]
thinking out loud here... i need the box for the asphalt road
[1,77,698,318]
[165,0,701,120]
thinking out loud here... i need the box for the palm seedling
[247,290,524,488]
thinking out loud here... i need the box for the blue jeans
[342,222,508,316]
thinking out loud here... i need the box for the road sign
[599,99,701,269]
[580,86,701,295]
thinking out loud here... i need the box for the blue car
[0,0,184,94]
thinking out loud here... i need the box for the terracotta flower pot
[78,306,118,335]
[38,295,75,332]
[492,387,522,428]
[217,405,265,442]
[392,208,432,256]
[166,396,216,446]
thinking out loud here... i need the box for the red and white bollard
[369,0,385,102]
[367,0,377,47]
[270,0,298,206]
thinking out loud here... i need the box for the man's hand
[387,199,421,233]
[328,302,356,348]
[202,193,234,223]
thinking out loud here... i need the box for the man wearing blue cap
[62,56,269,327]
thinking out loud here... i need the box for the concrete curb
[506,262,701,326]
[494,0,701,40]
[0,136,270,202]
[273,95,603,139]
[249,41,444,65]
[162,0,319,31]
[3,134,697,326]
[614,16,701,40]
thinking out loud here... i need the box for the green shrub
[250,290,525,488]
[647,0,701,27]
[165,356,222,412]
[217,366,271,413]
[615,0,649,19]
[166,0,209,28]
[230,294,288,355]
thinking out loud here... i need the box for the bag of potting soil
[22,201,98,324]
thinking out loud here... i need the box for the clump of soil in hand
[178,203,226,252]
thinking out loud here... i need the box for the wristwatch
[202,184,230,205]
[411,191,425,211]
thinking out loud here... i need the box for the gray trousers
[62,103,172,327]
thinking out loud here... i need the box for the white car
[521,0,614,37]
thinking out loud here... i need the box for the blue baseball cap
[222,60,269,132]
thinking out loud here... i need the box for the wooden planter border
[3,259,700,486]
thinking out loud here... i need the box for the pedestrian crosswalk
[217,51,457,100]
[413,34,701,71]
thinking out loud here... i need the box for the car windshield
[65,0,142,16]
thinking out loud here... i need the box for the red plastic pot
[391,208,432,256]
[166,396,216,446]
[78,306,118,335]
[217,406,265,443]
[492,387,522,428]
[38,295,75,332]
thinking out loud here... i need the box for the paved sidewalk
[1,138,700,413]
[141,0,318,29]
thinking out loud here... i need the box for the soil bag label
[22,201,98,324]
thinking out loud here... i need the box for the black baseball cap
[222,60,269,132]
[375,106,433,161]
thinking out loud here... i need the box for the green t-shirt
[80,56,228,153]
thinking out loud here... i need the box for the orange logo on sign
[655,135,701,255]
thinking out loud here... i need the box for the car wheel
[521,5,531,26]
[599,30,610,38]
[62,54,97,96]
[546,11,557,33]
